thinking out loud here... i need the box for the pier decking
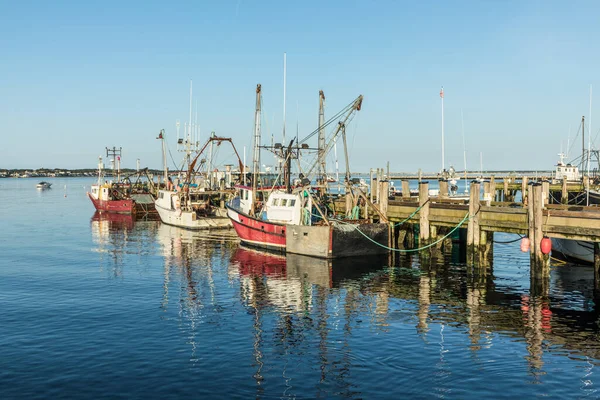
[333,176,600,290]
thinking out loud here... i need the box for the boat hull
[87,193,136,214]
[551,238,593,264]
[226,205,390,258]
[226,205,286,252]
[155,202,231,230]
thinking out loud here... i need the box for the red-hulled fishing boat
[226,85,389,259]
[87,148,156,215]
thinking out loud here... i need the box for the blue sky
[2,0,600,172]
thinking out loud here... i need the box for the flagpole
[587,84,592,206]
[441,87,445,173]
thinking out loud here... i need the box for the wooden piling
[406,226,415,248]
[370,172,377,203]
[490,176,496,201]
[561,177,568,204]
[527,182,535,253]
[521,176,528,204]
[402,180,410,199]
[379,181,389,220]
[419,182,430,244]
[503,179,508,202]
[439,179,449,198]
[479,230,493,268]
[530,183,547,272]
[467,181,481,265]
[483,181,491,206]
[542,180,550,207]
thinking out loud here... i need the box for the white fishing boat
[154,132,242,230]
[36,181,52,189]
[551,114,600,264]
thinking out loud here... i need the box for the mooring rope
[392,198,430,227]
[328,211,470,253]
[493,235,524,244]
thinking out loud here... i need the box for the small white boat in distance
[36,181,52,190]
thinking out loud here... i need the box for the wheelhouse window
[289,199,296,207]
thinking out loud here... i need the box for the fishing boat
[154,131,243,230]
[87,148,157,215]
[551,115,600,264]
[226,84,389,259]
[36,181,52,189]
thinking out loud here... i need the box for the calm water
[1,177,600,399]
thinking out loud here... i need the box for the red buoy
[540,236,552,255]
[520,237,530,252]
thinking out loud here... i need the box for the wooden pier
[333,176,600,291]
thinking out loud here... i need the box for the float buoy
[540,236,552,255]
[520,237,530,252]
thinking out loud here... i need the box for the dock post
[439,179,449,198]
[370,169,376,203]
[483,181,491,206]
[479,230,493,269]
[490,175,496,201]
[402,180,410,199]
[503,179,509,202]
[406,225,415,248]
[527,182,535,257]
[561,177,568,204]
[379,181,389,221]
[542,180,550,207]
[530,183,548,273]
[521,176,528,205]
[467,181,481,265]
[419,182,430,245]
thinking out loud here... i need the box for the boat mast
[252,84,262,210]
[440,87,445,173]
[282,53,287,145]
[158,129,167,186]
[318,90,326,182]
[187,80,193,167]
[97,155,103,185]
[208,131,215,189]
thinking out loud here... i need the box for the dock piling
[419,182,430,245]
[402,180,410,199]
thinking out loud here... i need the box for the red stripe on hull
[88,193,136,214]
[227,206,286,251]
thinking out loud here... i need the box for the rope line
[493,235,524,244]
[392,198,430,227]
[331,211,470,253]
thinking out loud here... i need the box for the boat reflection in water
[90,211,161,278]
[150,227,600,397]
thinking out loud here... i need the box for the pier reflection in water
[88,216,600,398]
